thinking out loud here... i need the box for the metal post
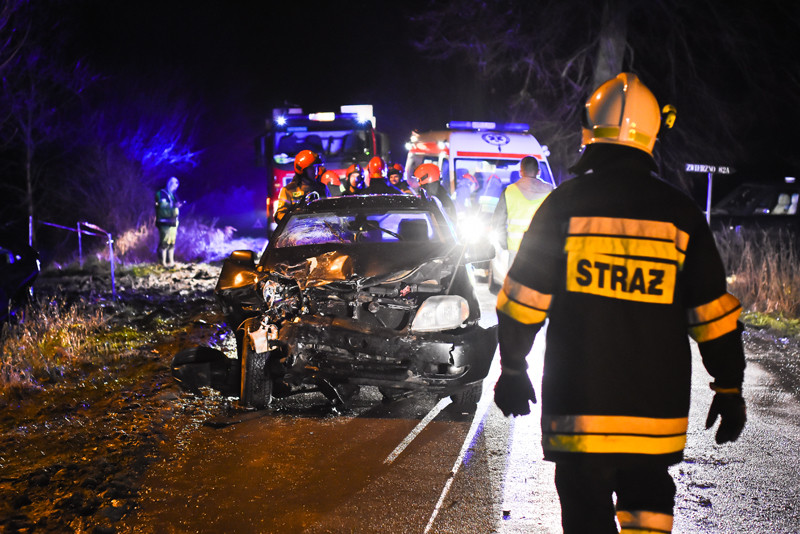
[706,171,714,225]
[77,222,84,267]
[107,235,116,299]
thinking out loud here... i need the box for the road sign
[684,164,735,224]
[685,163,735,174]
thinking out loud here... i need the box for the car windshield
[273,129,370,164]
[273,209,447,248]
[454,157,555,192]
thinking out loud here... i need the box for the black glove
[494,371,537,417]
[705,391,746,444]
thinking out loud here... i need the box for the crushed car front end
[212,195,498,407]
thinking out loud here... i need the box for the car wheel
[240,322,273,409]
[450,381,483,407]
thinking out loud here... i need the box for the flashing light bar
[447,120,530,132]
[309,112,336,122]
[274,111,370,127]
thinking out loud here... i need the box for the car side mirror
[215,250,259,293]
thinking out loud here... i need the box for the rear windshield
[273,209,449,248]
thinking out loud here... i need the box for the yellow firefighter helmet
[582,72,661,155]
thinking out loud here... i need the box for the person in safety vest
[342,163,366,195]
[413,163,457,220]
[491,156,553,263]
[321,170,343,197]
[493,72,746,534]
[274,150,328,222]
[155,176,184,267]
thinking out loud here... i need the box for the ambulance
[405,121,556,282]
[404,120,555,201]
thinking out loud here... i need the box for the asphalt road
[119,284,800,533]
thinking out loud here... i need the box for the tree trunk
[592,0,629,90]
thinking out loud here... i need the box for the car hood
[263,243,460,289]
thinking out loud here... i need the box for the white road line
[384,397,453,465]
[423,383,495,533]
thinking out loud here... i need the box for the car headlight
[457,215,483,244]
[410,295,469,332]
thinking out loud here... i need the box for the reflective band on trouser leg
[687,293,741,342]
[617,510,673,533]
[542,415,688,455]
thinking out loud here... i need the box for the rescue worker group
[281,73,749,534]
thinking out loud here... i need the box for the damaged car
[176,194,498,409]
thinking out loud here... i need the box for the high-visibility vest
[504,184,548,251]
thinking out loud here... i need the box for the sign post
[685,163,735,224]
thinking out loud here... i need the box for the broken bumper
[274,315,498,392]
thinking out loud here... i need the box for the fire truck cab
[257,105,390,223]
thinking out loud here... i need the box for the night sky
[63,1,799,194]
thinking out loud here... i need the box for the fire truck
[257,105,390,223]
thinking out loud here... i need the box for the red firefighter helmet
[321,170,341,186]
[294,150,322,174]
[392,162,405,174]
[367,156,387,179]
[413,163,441,185]
[346,163,363,178]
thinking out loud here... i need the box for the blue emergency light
[448,120,530,132]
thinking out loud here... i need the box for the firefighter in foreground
[493,72,746,533]
[274,150,328,222]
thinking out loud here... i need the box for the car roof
[290,194,443,215]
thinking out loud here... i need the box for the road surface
[121,285,800,533]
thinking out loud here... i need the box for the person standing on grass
[155,176,184,267]
[493,72,746,533]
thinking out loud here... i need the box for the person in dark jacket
[342,163,366,195]
[274,150,328,222]
[493,73,746,533]
[387,166,414,195]
[413,163,457,220]
[365,156,403,195]
[155,176,184,267]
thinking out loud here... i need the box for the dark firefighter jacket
[365,177,404,195]
[496,144,745,466]
[275,174,328,222]
[421,181,457,220]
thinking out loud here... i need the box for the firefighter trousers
[554,461,676,533]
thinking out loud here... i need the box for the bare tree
[412,0,800,186]
[61,79,201,234]
[0,47,95,241]
[0,0,27,73]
